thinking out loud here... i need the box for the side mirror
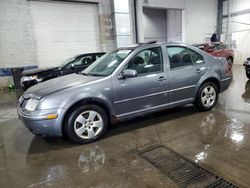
[195,60,205,64]
[119,69,137,79]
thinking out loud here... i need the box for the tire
[194,82,218,112]
[227,57,233,65]
[227,57,233,71]
[246,73,250,80]
[65,104,108,144]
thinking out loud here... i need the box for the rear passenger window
[166,47,192,69]
[189,49,205,65]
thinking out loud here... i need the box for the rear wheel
[227,57,233,64]
[227,57,233,70]
[65,104,108,144]
[194,82,218,111]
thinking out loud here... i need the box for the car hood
[21,67,59,76]
[23,73,101,99]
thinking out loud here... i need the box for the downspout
[133,0,139,43]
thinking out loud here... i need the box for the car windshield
[59,56,76,68]
[82,49,132,76]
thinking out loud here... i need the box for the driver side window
[72,55,93,67]
[126,47,163,76]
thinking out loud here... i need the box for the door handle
[196,67,206,73]
[158,76,167,81]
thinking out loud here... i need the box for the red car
[193,42,234,69]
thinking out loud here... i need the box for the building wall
[136,0,185,42]
[223,0,250,64]
[0,0,218,88]
[184,0,218,44]
[143,8,168,42]
[112,0,134,47]
[0,0,114,88]
[0,0,36,88]
[167,9,182,42]
[136,0,218,44]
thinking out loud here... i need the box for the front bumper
[18,106,66,137]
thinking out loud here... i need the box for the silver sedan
[18,42,232,144]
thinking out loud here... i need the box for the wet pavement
[0,65,250,187]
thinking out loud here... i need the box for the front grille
[139,145,238,188]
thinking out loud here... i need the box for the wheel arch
[61,98,113,137]
[196,77,221,97]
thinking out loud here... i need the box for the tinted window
[126,47,163,75]
[189,49,205,64]
[167,47,192,69]
[65,55,92,68]
[211,44,224,50]
[77,55,93,66]
[217,44,225,50]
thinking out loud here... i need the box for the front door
[166,46,207,103]
[113,47,168,117]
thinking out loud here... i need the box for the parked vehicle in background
[243,57,250,79]
[193,42,234,69]
[20,52,105,90]
[18,42,232,144]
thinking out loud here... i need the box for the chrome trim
[116,98,194,118]
[114,85,196,104]
[168,85,196,93]
[221,77,231,82]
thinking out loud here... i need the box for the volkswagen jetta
[18,42,232,144]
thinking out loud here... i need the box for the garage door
[30,1,101,67]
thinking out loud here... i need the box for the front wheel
[194,82,218,111]
[65,104,108,144]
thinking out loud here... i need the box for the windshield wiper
[88,73,105,77]
[81,73,89,76]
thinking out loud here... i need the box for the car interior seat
[128,56,145,74]
[149,55,161,72]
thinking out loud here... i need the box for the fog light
[46,114,58,119]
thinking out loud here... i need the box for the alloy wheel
[74,110,103,139]
[201,86,216,107]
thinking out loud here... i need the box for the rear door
[166,46,207,103]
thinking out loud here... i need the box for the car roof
[74,52,106,57]
[117,41,193,51]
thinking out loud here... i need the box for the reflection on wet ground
[0,65,250,187]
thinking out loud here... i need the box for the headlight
[21,75,42,83]
[25,98,39,111]
[18,96,24,105]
